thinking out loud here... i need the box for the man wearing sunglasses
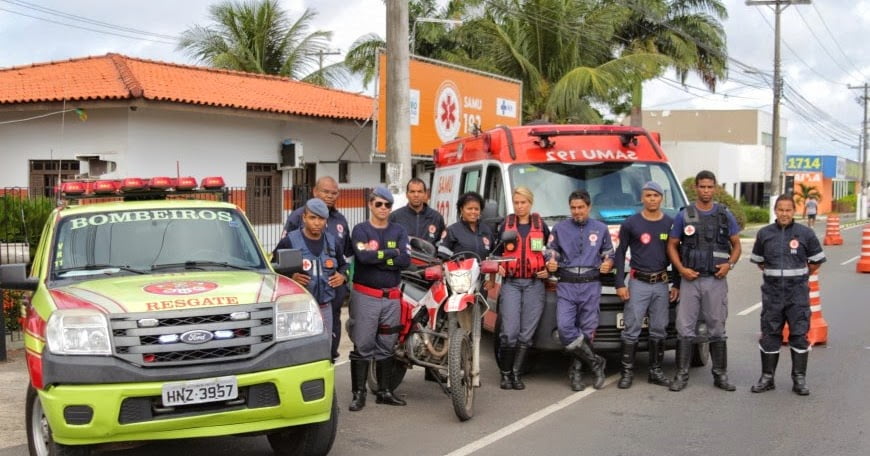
[283,176,352,361]
[347,187,411,412]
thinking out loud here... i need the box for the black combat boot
[498,345,517,390]
[375,359,407,406]
[710,340,736,391]
[569,358,585,392]
[791,349,810,396]
[348,359,368,411]
[512,344,529,390]
[751,350,779,393]
[573,339,606,389]
[669,339,693,392]
[617,341,636,389]
[647,338,671,387]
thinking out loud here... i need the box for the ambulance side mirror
[273,249,303,276]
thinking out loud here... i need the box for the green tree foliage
[0,195,54,260]
[681,177,746,229]
[178,0,346,86]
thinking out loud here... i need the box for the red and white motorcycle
[372,237,510,421]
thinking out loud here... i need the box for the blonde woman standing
[494,187,550,390]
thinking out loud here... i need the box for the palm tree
[610,0,728,126]
[460,0,668,123]
[178,0,346,86]
[794,183,822,206]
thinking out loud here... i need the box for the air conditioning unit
[280,139,304,169]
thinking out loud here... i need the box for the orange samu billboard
[375,53,522,157]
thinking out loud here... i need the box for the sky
[0,0,867,162]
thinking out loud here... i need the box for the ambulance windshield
[509,162,687,224]
[52,208,266,280]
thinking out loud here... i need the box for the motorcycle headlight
[275,295,323,341]
[447,270,473,294]
[46,309,112,355]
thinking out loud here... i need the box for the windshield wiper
[55,264,146,275]
[151,261,257,271]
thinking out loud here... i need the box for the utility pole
[305,49,341,82]
[385,0,411,194]
[747,0,811,210]
[849,83,869,219]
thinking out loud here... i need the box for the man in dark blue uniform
[283,176,352,361]
[546,189,614,391]
[389,177,445,246]
[347,187,410,411]
[667,170,741,392]
[614,181,680,389]
[749,194,825,396]
[274,198,348,338]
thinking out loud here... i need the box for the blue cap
[642,181,664,196]
[370,186,394,204]
[305,198,329,218]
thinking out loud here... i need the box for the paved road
[1,222,868,456]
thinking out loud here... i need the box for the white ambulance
[430,124,709,364]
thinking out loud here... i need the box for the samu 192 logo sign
[435,80,461,142]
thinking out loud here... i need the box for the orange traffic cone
[783,271,828,346]
[857,225,870,273]
[823,214,843,245]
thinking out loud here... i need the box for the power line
[811,3,867,81]
[794,6,864,83]
[0,3,176,45]
[0,0,179,40]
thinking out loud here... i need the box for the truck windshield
[509,162,687,224]
[52,208,266,279]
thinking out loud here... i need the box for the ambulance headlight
[46,309,112,355]
[275,295,323,341]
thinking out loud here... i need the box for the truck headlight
[275,295,323,341]
[46,309,112,355]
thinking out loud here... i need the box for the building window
[339,161,349,183]
[246,163,281,224]
[29,159,80,197]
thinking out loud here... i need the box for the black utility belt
[632,270,669,284]
[559,273,600,284]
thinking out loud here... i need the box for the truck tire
[26,385,91,456]
[267,392,338,456]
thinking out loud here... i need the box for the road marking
[738,302,762,316]
[444,377,616,456]
[841,256,859,266]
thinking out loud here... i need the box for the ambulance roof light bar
[528,126,645,148]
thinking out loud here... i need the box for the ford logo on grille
[180,330,214,345]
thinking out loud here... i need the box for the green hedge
[0,195,54,261]
[742,205,769,224]
[681,177,747,229]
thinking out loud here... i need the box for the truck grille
[109,304,274,367]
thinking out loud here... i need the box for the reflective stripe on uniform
[750,254,765,263]
[763,267,809,277]
[808,252,826,262]
[713,251,730,259]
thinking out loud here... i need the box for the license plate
[162,376,238,407]
[616,313,649,329]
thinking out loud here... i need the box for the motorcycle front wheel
[448,316,474,421]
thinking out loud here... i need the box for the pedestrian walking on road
[666,170,741,392]
[283,176,352,361]
[803,196,818,228]
[493,187,550,390]
[347,187,411,411]
[613,181,680,389]
[546,189,614,391]
[749,194,826,396]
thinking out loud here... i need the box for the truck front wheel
[267,392,338,456]
[25,385,90,456]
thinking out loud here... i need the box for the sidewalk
[0,335,28,450]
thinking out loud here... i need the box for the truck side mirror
[0,264,38,291]
[272,249,303,277]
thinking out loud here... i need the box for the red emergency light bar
[57,176,227,203]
